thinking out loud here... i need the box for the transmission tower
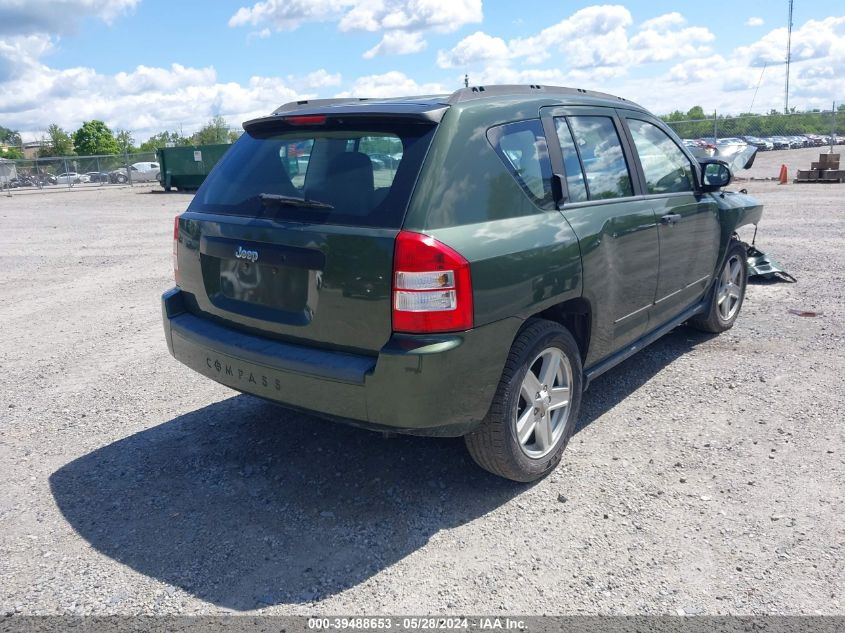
[784,0,793,113]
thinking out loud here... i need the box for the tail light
[173,215,180,286]
[392,231,473,333]
[285,115,326,125]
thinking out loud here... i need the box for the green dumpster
[156,144,231,191]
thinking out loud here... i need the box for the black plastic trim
[168,311,376,385]
[583,300,707,389]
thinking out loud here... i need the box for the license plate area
[217,257,309,311]
[200,235,325,325]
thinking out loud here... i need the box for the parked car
[162,85,763,482]
[716,137,745,146]
[368,152,399,170]
[785,136,804,149]
[55,172,82,185]
[85,171,111,183]
[767,136,790,150]
[742,136,773,151]
[110,161,161,184]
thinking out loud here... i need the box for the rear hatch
[176,104,444,354]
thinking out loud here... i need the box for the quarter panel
[428,213,583,327]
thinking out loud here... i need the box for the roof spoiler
[246,84,644,132]
[244,102,449,134]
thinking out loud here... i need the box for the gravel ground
[1,183,843,616]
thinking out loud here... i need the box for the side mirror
[700,160,732,191]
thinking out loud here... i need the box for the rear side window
[567,116,633,200]
[487,120,555,209]
[188,123,435,228]
[627,119,694,194]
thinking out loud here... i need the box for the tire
[689,240,748,333]
[465,319,583,482]
[116,174,128,184]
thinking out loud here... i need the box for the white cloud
[334,71,445,98]
[230,0,481,34]
[363,31,427,58]
[247,27,271,41]
[297,69,343,88]
[228,0,349,31]
[437,6,713,72]
[436,31,509,68]
[112,64,217,95]
[0,33,53,81]
[508,5,633,66]
[667,55,727,84]
[230,0,481,57]
[437,5,634,69]
[639,12,685,31]
[467,66,568,86]
[0,57,317,142]
[0,0,140,35]
[629,13,714,63]
[620,16,845,115]
[444,11,845,117]
[738,16,845,66]
[338,0,482,33]
[746,17,764,27]
[5,5,845,144]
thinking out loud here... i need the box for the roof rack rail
[446,84,638,107]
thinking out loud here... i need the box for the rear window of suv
[487,119,555,210]
[188,122,436,228]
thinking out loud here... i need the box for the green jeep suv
[162,85,762,482]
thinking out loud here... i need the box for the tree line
[3,104,842,160]
[661,105,844,139]
[0,116,241,159]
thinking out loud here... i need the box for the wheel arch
[524,298,593,363]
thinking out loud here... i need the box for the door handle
[660,213,682,225]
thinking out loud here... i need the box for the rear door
[176,116,437,354]
[620,114,720,323]
[542,106,660,360]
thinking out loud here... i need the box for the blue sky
[1,0,844,142]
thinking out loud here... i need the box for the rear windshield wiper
[259,193,334,210]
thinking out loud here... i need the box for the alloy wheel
[717,254,744,321]
[514,347,573,459]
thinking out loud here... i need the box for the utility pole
[784,0,793,114]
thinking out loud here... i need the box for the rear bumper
[162,288,520,436]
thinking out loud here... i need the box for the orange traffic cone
[778,164,788,184]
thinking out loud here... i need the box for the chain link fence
[4,107,843,195]
[1,151,158,195]
[663,106,842,150]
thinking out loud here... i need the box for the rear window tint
[487,120,555,210]
[188,123,435,228]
